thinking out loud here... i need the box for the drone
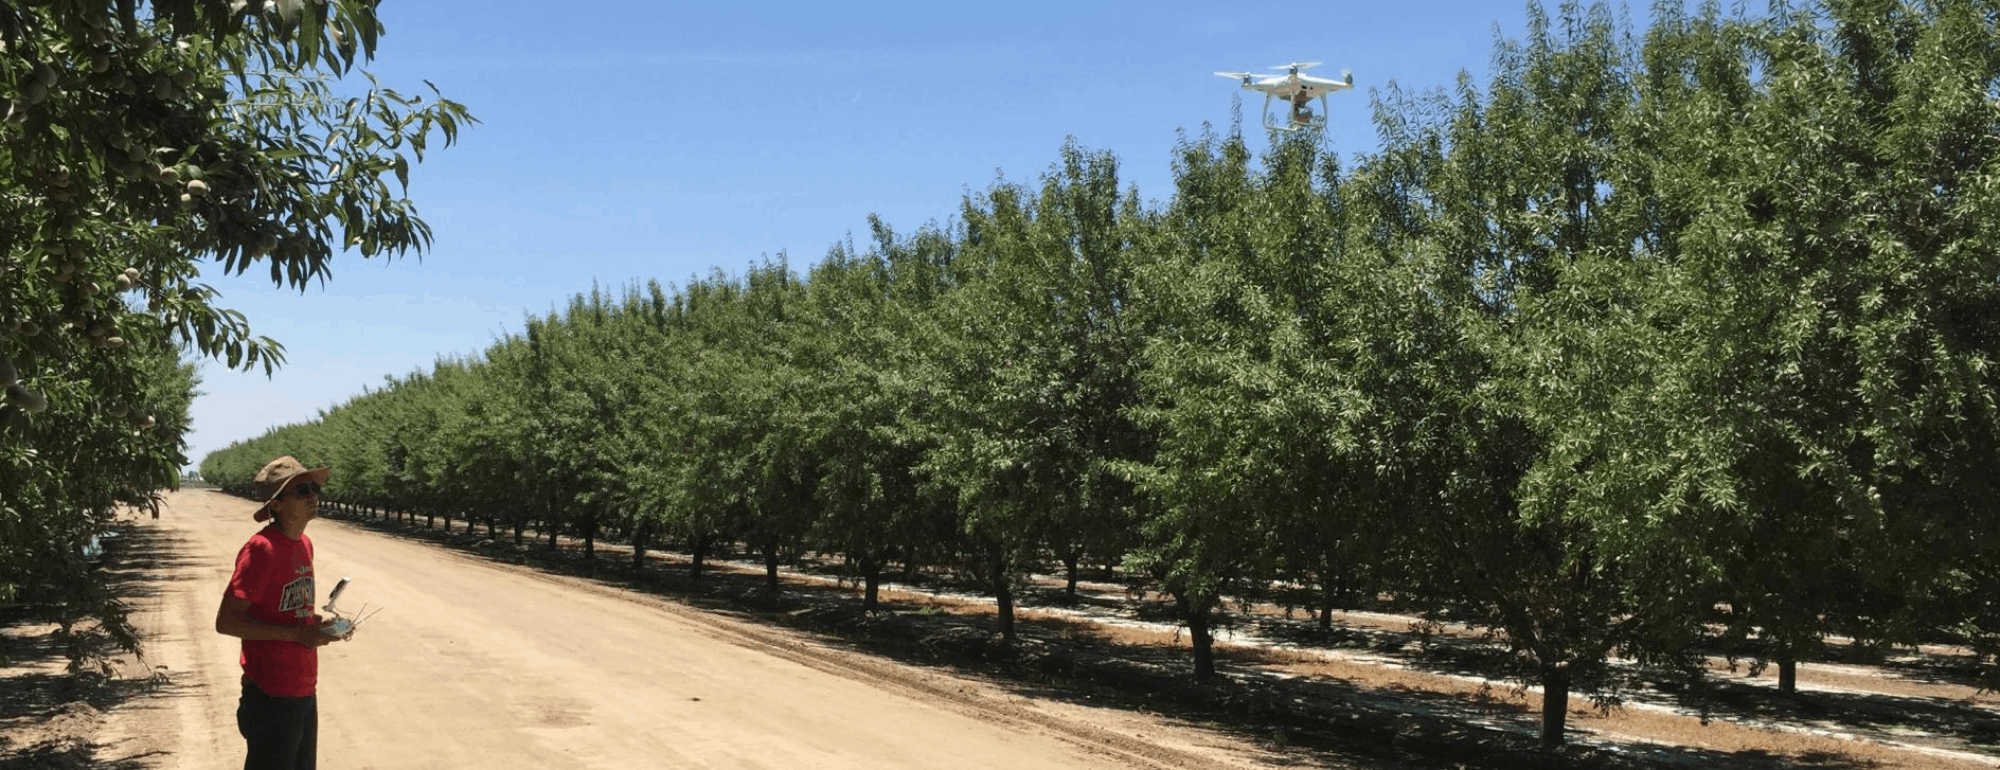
[1216,62,1354,132]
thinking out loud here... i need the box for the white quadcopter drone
[1216,61,1354,132]
[320,576,384,639]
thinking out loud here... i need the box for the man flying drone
[1216,61,1354,131]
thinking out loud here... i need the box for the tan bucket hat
[252,455,330,522]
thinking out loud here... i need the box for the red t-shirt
[226,526,318,697]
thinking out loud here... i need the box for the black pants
[237,679,317,770]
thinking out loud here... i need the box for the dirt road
[79,490,1292,770]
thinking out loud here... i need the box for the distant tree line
[202,1,2000,748]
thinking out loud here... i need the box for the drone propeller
[1215,71,1256,81]
[1271,61,1322,74]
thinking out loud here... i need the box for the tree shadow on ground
[1235,606,2000,753]
[0,668,178,770]
[1866,650,1997,693]
[0,520,193,770]
[320,507,1909,770]
[98,524,209,603]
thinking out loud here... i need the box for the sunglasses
[283,482,321,499]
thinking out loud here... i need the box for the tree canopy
[2,0,471,653]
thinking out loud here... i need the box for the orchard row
[204,2,2000,748]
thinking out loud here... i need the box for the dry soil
[3,489,1309,770]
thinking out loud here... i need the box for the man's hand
[296,623,339,646]
[310,613,351,642]
[218,596,340,646]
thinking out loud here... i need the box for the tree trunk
[860,553,882,613]
[442,510,451,532]
[425,509,434,529]
[1540,667,1570,750]
[763,538,781,593]
[1062,551,1080,602]
[1188,599,1215,679]
[691,532,710,583]
[1319,574,1337,631]
[582,511,596,560]
[994,557,1016,643]
[631,518,648,570]
[512,519,524,548]
[1776,646,1798,694]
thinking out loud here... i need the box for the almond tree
[549,289,652,559]
[1605,0,1860,695]
[424,356,524,538]
[925,142,1145,640]
[796,225,951,613]
[1383,2,1710,748]
[1637,0,2000,689]
[654,273,765,579]
[1127,119,1447,675]
[4,0,469,659]
[1122,127,1277,677]
[471,334,548,543]
[734,261,825,591]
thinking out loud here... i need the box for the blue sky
[185,0,1551,467]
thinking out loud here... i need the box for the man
[215,455,342,770]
